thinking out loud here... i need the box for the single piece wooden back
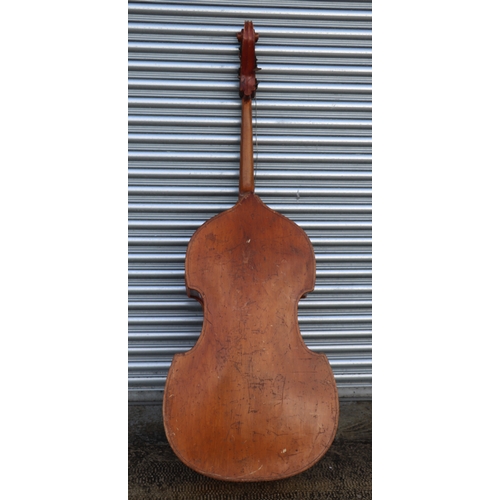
[163,20,339,482]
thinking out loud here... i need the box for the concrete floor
[129,401,371,499]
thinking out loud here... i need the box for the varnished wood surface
[237,21,258,99]
[239,98,254,194]
[129,439,372,499]
[238,21,258,194]
[163,20,339,482]
[164,193,339,481]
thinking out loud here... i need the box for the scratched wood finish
[163,21,339,482]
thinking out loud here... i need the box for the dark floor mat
[129,439,371,499]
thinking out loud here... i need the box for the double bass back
[163,21,339,481]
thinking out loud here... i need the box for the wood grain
[239,98,254,194]
[163,20,339,482]
[164,193,339,481]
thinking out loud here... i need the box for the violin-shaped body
[163,21,339,481]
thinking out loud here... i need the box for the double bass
[163,21,339,481]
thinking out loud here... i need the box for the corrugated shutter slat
[129,0,372,402]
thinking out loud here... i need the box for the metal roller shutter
[128,0,372,402]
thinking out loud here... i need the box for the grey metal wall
[128,0,372,402]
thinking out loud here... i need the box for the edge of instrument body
[163,193,340,482]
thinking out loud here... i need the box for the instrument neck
[239,97,254,194]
